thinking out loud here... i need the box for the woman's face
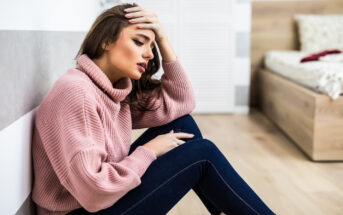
[103,24,156,82]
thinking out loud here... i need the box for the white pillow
[294,14,343,53]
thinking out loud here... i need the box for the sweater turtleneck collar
[77,54,132,103]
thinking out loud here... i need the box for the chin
[132,72,142,80]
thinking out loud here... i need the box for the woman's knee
[201,139,219,152]
[194,139,225,164]
[173,114,203,139]
[186,138,220,156]
[173,114,193,125]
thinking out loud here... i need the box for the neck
[92,56,120,85]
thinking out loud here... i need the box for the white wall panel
[0,108,37,214]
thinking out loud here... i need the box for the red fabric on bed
[300,49,341,63]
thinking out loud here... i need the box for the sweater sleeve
[131,57,196,129]
[36,84,156,212]
[62,145,156,212]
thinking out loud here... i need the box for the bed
[251,0,343,161]
[264,50,343,100]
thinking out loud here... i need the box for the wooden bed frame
[251,0,343,161]
[259,70,343,161]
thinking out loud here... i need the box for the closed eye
[133,39,144,46]
[133,39,154,50]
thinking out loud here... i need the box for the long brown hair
[76,3,162,112]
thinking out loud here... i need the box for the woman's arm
[157,36,177,63]
[36,84,157,212]
[125,4,196,129]
[130,57,196,129]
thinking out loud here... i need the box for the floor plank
[131,109,343,215]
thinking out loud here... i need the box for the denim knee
[186,138,220,159]
[174,114,203,139]
[201,139,220,153]
[174,114,193,124]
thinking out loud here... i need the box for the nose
[143,47,154,60]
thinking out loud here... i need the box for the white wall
[0,0,99,214]
[0,0,100,31]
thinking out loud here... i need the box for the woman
[31,3,275,215]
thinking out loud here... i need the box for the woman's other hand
[143,130,195,158]
[124,2,167,43]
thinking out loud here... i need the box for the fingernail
[125,14,131,17]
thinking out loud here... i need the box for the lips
[137,62,147,73]
[137,64,145,73]
[137,62,147,69]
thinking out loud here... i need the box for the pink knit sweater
[31,54,196,215]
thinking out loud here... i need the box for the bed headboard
[250,0,343,107]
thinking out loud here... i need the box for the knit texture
[31,54,196,215]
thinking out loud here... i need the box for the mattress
[264,50,343,99]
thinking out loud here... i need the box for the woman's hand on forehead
[124,2,167,43]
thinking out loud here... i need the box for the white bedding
[264,50,343,99]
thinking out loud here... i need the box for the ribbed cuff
[162,56,179,64]
[138,145,157,160]
[161,57,186,81]
[125,146,157,177]
[162,56,181,69]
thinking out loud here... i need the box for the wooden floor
[131,108,343,215]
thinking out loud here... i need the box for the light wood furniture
[250,0,343,106]
[259,69,343,161]
[251,0,343,161]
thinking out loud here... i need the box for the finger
[124,6,141,13]
[177,140,186,145]
[175,133,194,139]
[126,11,154,19]
[174,132,194,138]
[170,129,174,134]
[129,16,153,24]
[125,11,143,18]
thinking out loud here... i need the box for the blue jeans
[68,114,275,215]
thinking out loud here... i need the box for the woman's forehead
[124,25,155,41]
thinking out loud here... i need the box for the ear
[102,42,110,51]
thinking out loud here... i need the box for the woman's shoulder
[47,69,85,95]
[58,68,94,89]
[38,68,96,111]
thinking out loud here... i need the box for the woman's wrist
[143,144,158,157]
[157,37,177,63]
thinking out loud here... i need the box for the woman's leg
[69,114,275,215]
[129,114,203,153]
[129,114,221,214]
[128,114,274,215]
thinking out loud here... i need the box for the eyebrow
[136,34,155,48]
